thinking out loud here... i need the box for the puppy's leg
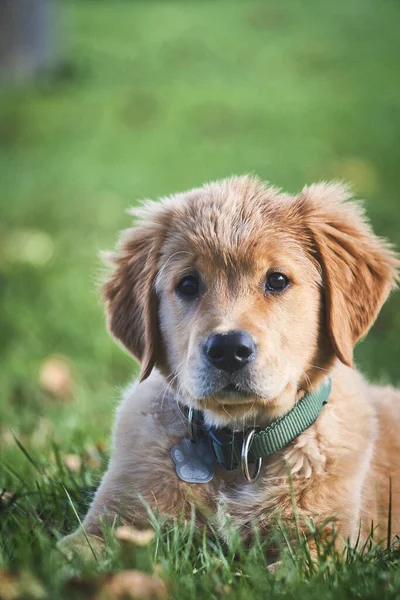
[82,446,216,538]
[57,467,156,560]
[80,371,215,537]
[82,467,152,535]
[57,372,173,555]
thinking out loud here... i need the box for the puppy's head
[103,177,398,425]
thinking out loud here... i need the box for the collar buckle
[207,427,243,470]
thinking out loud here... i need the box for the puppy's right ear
[102,214,164,382]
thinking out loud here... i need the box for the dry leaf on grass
[0,491,14,507]
[96,570,168,600]
[0,569,17,600]
[39,356,73,399]
[0,429,14,447]
[114,526,155,547]
[0,570,45,600]
[64,454,82,473]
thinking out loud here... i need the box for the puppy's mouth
[180,369,262,405]
[212,383,258,402]
[223,383,252,395]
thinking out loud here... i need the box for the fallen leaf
[0,491,14,507]
[39,356,73,399]
[0,429,14,447]
[96,570,168,600]
[0,570,45,600]
[64,454,82,473]
[0,570,18,600]
[114,526,155,547]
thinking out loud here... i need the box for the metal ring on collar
[187,407,195,441]
[241,429,262,483]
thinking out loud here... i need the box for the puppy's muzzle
[203,331,256,373]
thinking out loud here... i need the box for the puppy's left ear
[298,182,399,366]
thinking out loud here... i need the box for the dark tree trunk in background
[0,0,54,81]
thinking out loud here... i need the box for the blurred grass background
[1,0,400,512]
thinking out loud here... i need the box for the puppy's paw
[57,530,104,563]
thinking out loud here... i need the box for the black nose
[204,331,256,373]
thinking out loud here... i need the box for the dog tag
[171,438,215,484]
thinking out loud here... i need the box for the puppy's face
[156,222,321,422]
[104,177,398,425]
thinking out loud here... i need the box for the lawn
[1,0,400,597]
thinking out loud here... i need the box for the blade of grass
[387,477,392,550]
[61,484,98,563]
[276,518,296,565]
[3,462,27,485]
[182,503,196,566]
[12,432,42,473]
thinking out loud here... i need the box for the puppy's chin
[195,389,270,427]
[209,384,259,402]
[200,398,270,428]
[178,378,297,427]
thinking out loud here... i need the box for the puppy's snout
[203,331,256,373]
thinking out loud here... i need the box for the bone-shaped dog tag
[171,438,215,483]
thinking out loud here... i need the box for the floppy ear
[102,211,165,381]
[299,182,399,366]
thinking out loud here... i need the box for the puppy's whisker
[221,404,234,420]
[242,400,257,422]
[154,372,182,429]
[155,371,177,408]
[301,370,313,391]
[152,378,173,407]
[171,375,194,425]
[155,361,186,429]
[305,363,331,373]
[160,375,176,408]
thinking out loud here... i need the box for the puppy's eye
[265,272,290,292]
[177,275,199,298]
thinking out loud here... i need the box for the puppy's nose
[204,331,256,373]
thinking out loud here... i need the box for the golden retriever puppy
[64,176,400,556]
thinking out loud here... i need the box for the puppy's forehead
[159,182,310,274]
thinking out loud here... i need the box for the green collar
[193,377,331,471]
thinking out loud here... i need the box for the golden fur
[63,176,400,554]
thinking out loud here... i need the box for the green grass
[2,444,400,599]
[1,0,400,597]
